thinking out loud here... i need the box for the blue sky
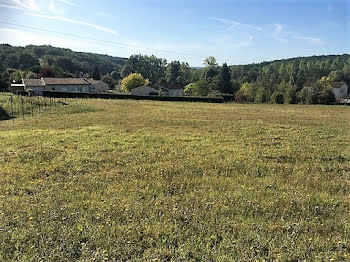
[0,0,349,66]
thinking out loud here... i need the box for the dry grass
[0,95,349,261]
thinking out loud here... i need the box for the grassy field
[0,94,349,261]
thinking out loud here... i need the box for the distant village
[10,77,349,103]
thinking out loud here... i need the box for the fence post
[21,95,24,120]
[10,95,14,122]
[30,96,34,117]
[37,95,41,114]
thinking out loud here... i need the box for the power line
[0,21,191,57]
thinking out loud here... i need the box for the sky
[0,0,349,66]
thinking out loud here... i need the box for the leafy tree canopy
[121,73,149,93]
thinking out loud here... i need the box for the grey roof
[86,79,103,85]
[132,85,158,91]
[42,78,90,85]
[23,78,45,87]
[155,83,184,90]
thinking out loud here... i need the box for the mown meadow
[0,93,349,261]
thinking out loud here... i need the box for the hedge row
[0,105,11,120]
[42,91,224,103]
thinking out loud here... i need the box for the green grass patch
[0,99,349,261]
[0,93,100,120]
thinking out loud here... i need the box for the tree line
[0,44,349,104]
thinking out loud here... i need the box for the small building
[22,78,46,95]
[87,79,109,93]
[9,83,25,94]
[151,83,184,97]
[41,78,91,94]
[129,83,185,97]
[130,85,160,96]
[331,82,348,100]
[10,77,109,95]
[302,81,349,100]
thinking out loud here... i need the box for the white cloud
[24,12,118,35]
[56,0,78,7]
[1,1,116,35]
[272,24,288,43]
[0,27,125,59]
[293,35,323,45]
[10,0,39,11]
[0,27,99,49]
[213,17,262,31]
[215,34,254,48]
[272,23,323,45]
[48,0,64,16]
[232,35,254,48]
[0,3,26,11]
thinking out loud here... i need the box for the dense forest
[0,44,349,104]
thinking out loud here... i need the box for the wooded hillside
[0,44,349,104]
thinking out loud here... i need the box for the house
[130,85,160,96]
[22,78,46,95]
[87,79,109,93]
[302,81,349,100]
[41,78,91,94]
[129,83,185,97]
[10,77,109,95]
[331,82,348,100]
[154,83,184,97]
[9,83,25,94]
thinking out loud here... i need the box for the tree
[102,74,117,89]
[271,91,284,104]
[120,73,149,93]
[121,64,133,78]
[298,87,314,104]
[37,67,56,78]
[184,80,211,96]
[218,63,232,94]
[203,56,218,67]
[177,62,191,85]
[53,56,75,73]
[165,61,181,83]
[92,66,101,80]
[254,87,267,103]
[277,81,296,104]
[240,82,256,102]
[120,54,167,83]
[230,80,241,94]
[202,67,219,82]
[18,52,40,70]
[327,70,344,82]
[0,64,10,91]
[111,70,121,80]
[319,86,336,104]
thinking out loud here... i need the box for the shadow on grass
[0,106,11,121]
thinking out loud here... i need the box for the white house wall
[25,85,92,95]
[332,84,349,99]
[169,89,184,97]
[47,85,91,93]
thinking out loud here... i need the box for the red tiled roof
[23,78,45,87]
[42,78,90,85]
